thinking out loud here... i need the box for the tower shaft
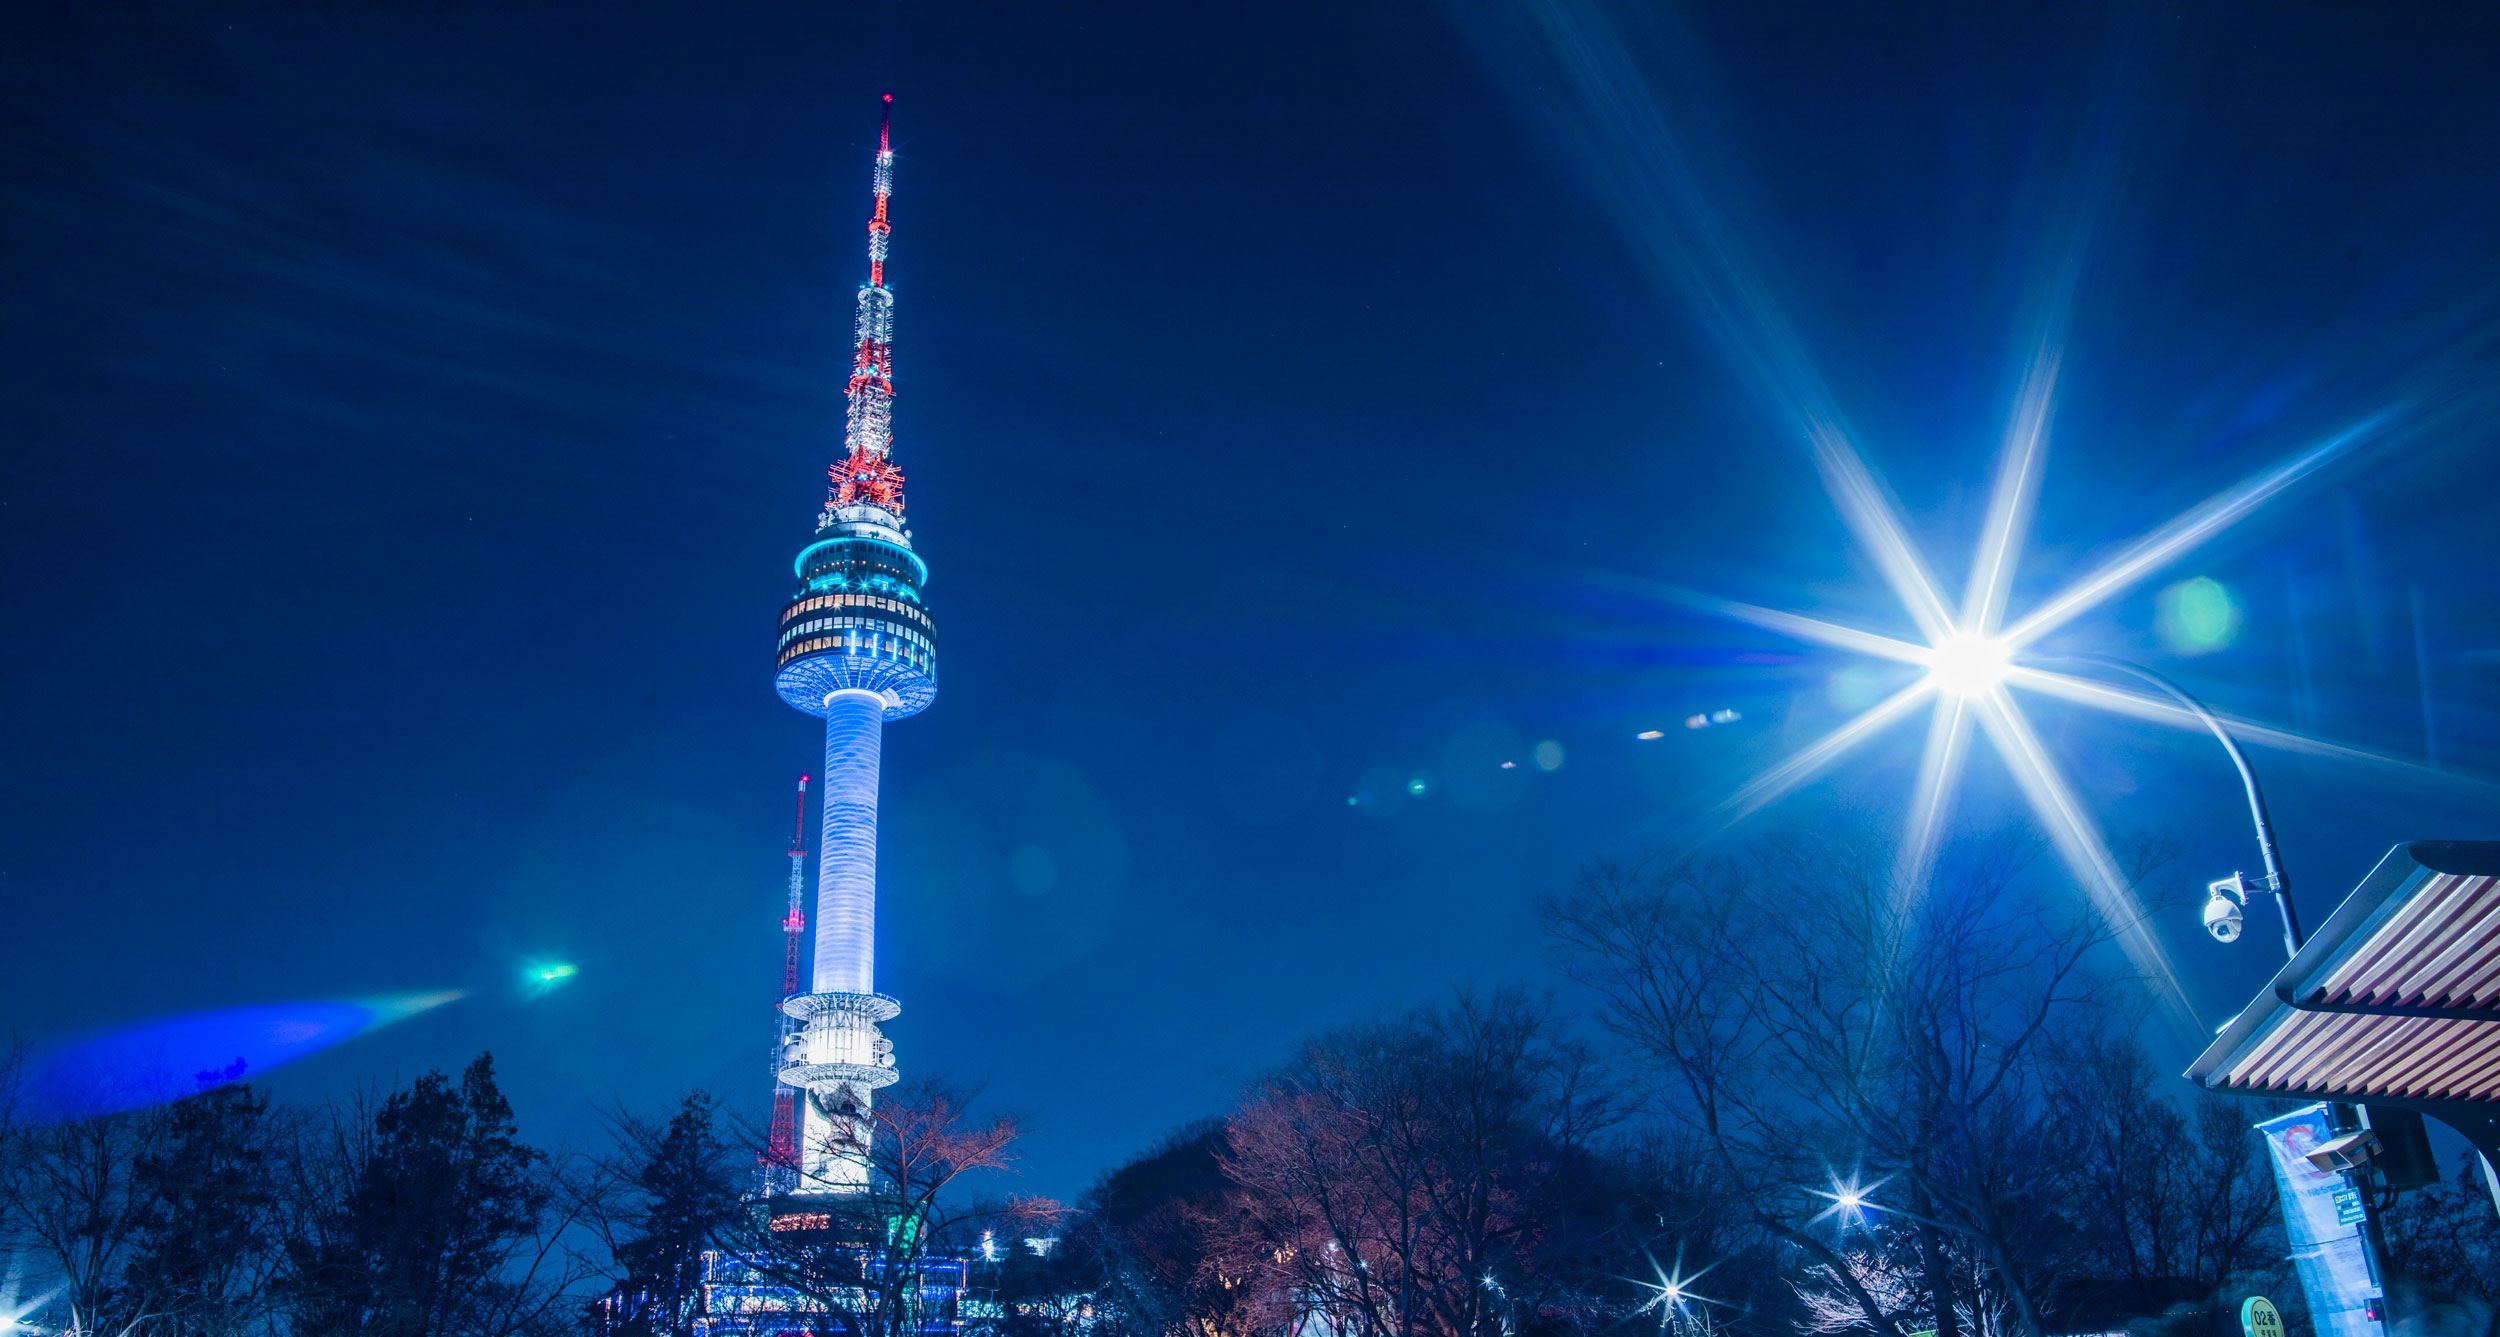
[811,688,883,995]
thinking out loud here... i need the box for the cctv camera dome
[2204,895,2244,942]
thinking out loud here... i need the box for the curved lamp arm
[2051,654,2301,959]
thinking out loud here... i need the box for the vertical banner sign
[2257,1106,2381,1337]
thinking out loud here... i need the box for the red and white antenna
[781,773,810,999]
[763,772,810,1177]
[830,93,907,518]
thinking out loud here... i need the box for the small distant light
[1499,760,1518,770]
[1711,708,1741,724]
[1637,729,1666,741]
[1347,795,1360,807]
[522,960,580,994]
[1684,714,1711,730]
[1406,778,1429,795]
[1532,740,1565,771]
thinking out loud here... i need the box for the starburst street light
[1632,1253,1714,1329]
[1684,373,2430,1026]
[1500,0,2491,1033]
[1809,1171,1882,1226]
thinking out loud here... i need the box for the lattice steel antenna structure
[760,773,811,1190]
[770,93,936,1198]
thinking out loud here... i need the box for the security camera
[2204,874,2248,943]
[2305,1129,2380,1174]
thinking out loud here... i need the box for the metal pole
[2064,655,2302,957]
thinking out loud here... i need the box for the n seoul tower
[771,94,939,1198]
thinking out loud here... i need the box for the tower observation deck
[771,94,935,1198]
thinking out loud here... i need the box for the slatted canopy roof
[2190,840,2500,1158]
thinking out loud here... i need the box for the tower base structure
[777,988,899,1196]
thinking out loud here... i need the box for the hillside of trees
[8,830,2499,1337]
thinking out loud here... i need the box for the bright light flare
[1811,1172,1884,1226]
[1502,0,2464,1035]
[522,960,581,996]
[1920,632,2012,698]
[1631,1252,1718,1323]
[2,1259,62,1336]
[1672,398,2425,1032]
[1686,406,2420,1031]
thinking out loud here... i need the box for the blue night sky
[5,4,2498,1199]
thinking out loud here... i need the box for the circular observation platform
[774,528,938,719]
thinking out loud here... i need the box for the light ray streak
[1681,594,1931,665]
[2005,409,2397,646]
[1973,691,2195,1022]
[1896,692,1975,897]
[2005,667,2500,798]
[1963,345,2059,636]
[1703,682,1933,833]
[1515,1,1956,641]
[1811,426,1960,643]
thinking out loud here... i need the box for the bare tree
[1541,849,1914,1337]
[1544,821,2170,1337]
[1206,989,1622,1337]
[1063,1120,1254,1337]
[2042,1021,2276,1310]
[0,1053,170,1334]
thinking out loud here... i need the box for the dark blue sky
[5,4,2497,1199]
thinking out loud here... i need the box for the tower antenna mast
[829,91,905,520]
[762,773,810,1182]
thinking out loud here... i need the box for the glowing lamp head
[1923,631,2011,697]
[1836,1188,1865,1211]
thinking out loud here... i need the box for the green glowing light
[520,960,580,995]
[2155,577,2241,655]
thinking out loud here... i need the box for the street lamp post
[2061,655,2304,957]
[2061,655,2402,1327]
